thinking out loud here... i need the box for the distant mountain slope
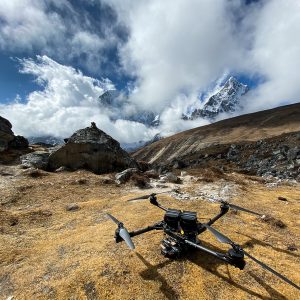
[28,136,64,146]
[133,102,300,164]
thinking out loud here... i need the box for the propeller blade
[127,191,171,202]
[128,194,152,201]
[119,228,135,250]
[243,250,300,290]
[107,213,135,250]
[225,203,263,217]
[203,224,234,245]
[107,213,121,225]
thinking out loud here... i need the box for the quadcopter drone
[107,191,300,290]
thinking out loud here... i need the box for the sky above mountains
[0,0,300,143]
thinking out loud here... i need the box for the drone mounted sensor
[107,192,300,290]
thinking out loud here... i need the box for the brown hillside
[133,103,300,164]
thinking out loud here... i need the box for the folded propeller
[107,213,135,250]
[127,191,172,202]
[218,200,264,217]
[203,224,300,290]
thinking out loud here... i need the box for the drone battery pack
[164,209,181,229]
[180,211,198,233]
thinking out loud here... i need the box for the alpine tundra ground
[0,166,300,299]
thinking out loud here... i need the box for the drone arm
[164,228,234,265]
[197,203,229,234]
[184,240,229,263]
[207,203,229,226]
[127,222,164,239]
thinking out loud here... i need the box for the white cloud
[0,56,157,143]
[242,0,300,112]
[106,0,300,115]
[0,0,65,52]
[0,0,125,73]
[106,0,246,112]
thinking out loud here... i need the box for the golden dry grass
[0,168,300,299]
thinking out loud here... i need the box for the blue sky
[0,0,299,143]
[0,53,39,102]
[0,0,131,103]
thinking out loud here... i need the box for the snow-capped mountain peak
[185,76,249,120]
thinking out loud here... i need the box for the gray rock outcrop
[0,116,14,151]
[20,151,50,169]
[48,124,137,174]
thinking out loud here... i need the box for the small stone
[144,169,159,179]
[287,244,298,251]
[66,203,80,211]
[152,183,168,188]
[55,166,69,172]
[76,178,88,185]
[158,179,166,183]
[278,196,288,201]
[115,168,139,184]
[272,150,281,156]
[163,172,179,183]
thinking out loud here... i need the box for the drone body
[107,193,300,291]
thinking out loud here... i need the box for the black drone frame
[107,193,300,291]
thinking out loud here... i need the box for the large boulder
[0,116,14,151]
[48,124,137,174]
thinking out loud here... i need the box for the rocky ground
[158,131,300,181]
[0,166,299,299]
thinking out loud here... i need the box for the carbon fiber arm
[127,221,164,239]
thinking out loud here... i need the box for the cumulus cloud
[242,0,300,112]
[106,0,247,112]
[0,56,157,143]
[106,0,300,114]
[0,0,127,73]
